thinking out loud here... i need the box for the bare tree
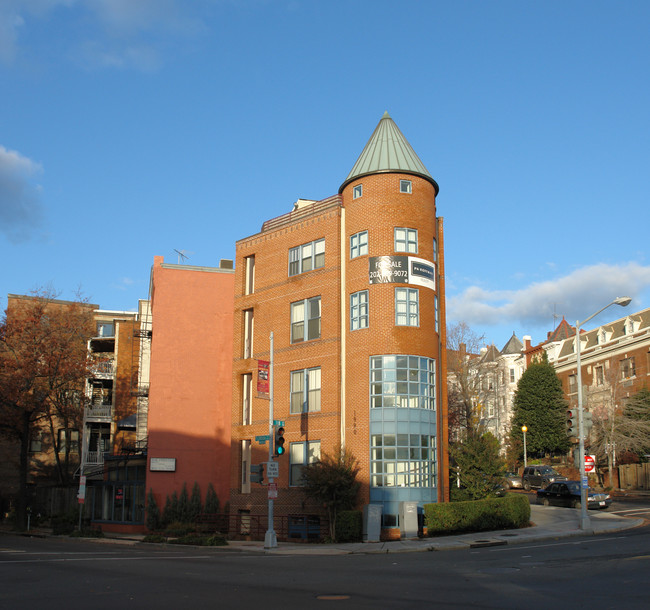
[586,362,650,477]
[446,322,487,439]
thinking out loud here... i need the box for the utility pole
[264,332,277,549]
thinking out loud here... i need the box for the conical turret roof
[340,112,438,194]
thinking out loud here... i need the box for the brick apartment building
[145,256,235,524]
[230,112,449,539]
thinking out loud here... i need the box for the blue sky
[1,0,649,350]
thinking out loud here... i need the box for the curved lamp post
[576,296,632,530]
[522,425,528,468]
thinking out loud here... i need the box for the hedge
[335,510,362,542]
[424,493,530,536]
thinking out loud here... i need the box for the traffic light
[567,409,579,437]
[250,463,264,484]
[584,411,593,435]
[274,426,286,457]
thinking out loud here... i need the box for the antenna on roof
[552,303,561,327]
[173,249,192,264]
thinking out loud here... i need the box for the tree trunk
[16,410,31,530]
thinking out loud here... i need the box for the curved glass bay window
[371,433,436,488]
[370,355,435,410]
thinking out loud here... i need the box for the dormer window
[353,184,363,199]
[400,180,412,194]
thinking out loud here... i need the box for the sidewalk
[8,503,642,556]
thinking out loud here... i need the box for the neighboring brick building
[145,256,235,526]
[230,112,449,539]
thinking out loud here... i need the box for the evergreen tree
[178,483,190,522]
[145,489,161,531]
[204,483,220,514]
[449,432,505,501]
[189,482,202,522]
[509,353,570,457]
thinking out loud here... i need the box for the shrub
[204,484,220,514]
[169,533,227,546]
[51,511,77,535]
[335,510,362,542]
[424,493,530,536]
[143,534,167,544]
[69,528,104,538]
[164,521,196,537]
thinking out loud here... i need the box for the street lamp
[522,425,528,468]
[576,296,632,530]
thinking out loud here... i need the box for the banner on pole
[257,360,270,399]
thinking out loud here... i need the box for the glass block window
[371,433,436,488]
[289,239,325,276]
[350,231,368,259]
[394,227,417,253]
[350,290,369,331]
[395,288,419,326]
[370,355,436,410]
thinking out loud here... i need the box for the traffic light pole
[264,332,277,549]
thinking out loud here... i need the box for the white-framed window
[400,179,412,193]
[350,290,369,331]
[242,373,252,425]
[241,439,251,494]
[244,255,255,295]
[620,357,636,379]
[371,432,436,488]
[509,368,515,383]
[243,309,254,358]
[432,238,438,263]
[291,296,321,343]
[96,322,114,337]
[290,367,321,414]
[353,184,363,199]
[434,295,439,332]
[394,227,417,253]
[350,230,368,259]
[290,440,321,486]
[289,239,325,276]
[568,374,577,393]
[395,288,419,326]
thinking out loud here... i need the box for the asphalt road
[1,516,649,609]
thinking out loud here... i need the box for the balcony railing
[85,405,112,419]
[86,451,105,465]
[91,360,115,377]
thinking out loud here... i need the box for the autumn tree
[509,352,570,458]
[300,445,360,541]
[0,290,95,529]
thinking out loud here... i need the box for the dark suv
[522,465,567,490]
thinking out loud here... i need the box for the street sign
[585,454,596,473]
[266,461,279,479]
[268,482,278,499]
[255,435,270,444]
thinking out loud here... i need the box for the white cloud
[0,145,44,243]
[448,263,650,328]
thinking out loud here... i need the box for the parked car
[522,465,567,490]
[502,471,523,489]
[536,480,612,509]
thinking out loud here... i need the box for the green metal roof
[340,111,438,194]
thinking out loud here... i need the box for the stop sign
[584,454,596,473]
